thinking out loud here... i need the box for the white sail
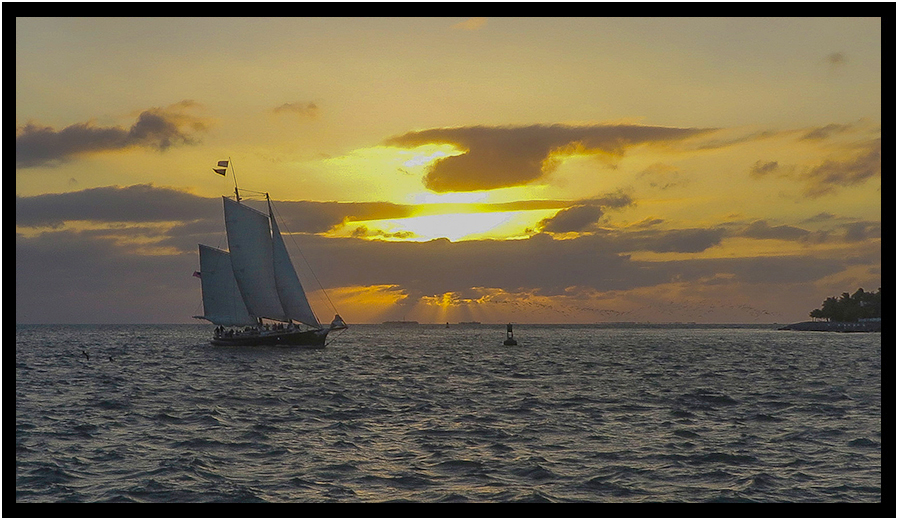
[198,244,255,326]
[222,197,288,321]
[269,201,321,327]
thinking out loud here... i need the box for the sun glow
[398,212,517,241]
[329,208,556,242]
[401,145,463,168]
[409,191,489,205]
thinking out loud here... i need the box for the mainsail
[223,196,287,321]
[198,196,321,328]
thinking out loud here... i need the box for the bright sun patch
[409,191,488,205]
[395,212,516,241]
[401,144,464,168]
[329,209,553,242]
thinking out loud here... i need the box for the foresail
[270,203,321,328]
[198,244,255,326]
[222,197,288,321]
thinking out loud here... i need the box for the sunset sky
[16,16,883,325]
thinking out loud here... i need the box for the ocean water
[16,323,881,503]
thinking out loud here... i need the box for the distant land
[779,288,881,332]
[778,320,881,333]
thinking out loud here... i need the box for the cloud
[801,139,881,197]
[842,221,880,242]
[749,160,783,178]
[15,183,879,323]
[800,212,838,223]
[16,184,628,241]
[452,17,487,31]
[15,184,217,228]
[734,216,880,246]
[535,189,635,235]
[238,230,857,299]
[16,210,876,323]
[749,134,880,198]
[613,227,728,254]
[350,225,415,240]
[638,163,687,190]
[16,229,198,323]
[738,220,810,241]
[630,216,666,229]
[272,101,319,120]
[695,130,779,150]
[696,256,850,285]
[801,123,854,141]
[15,184,419,239]
[384,124,713,192]
[585,190,634,209]
[826,52,846,65]
[538,205,604,233]
[16,101,207,168]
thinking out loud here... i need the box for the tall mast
[229,157,241,202]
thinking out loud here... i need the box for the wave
[15,324,882,503]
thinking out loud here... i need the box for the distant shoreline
[778,321,881,333]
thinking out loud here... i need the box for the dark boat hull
[210,328,329,347]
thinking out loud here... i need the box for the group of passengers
[214,322,294,338]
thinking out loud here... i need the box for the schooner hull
[211,328,329,347]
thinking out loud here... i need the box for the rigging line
[192,292,204,319]
[269,198,340,315]
[237,188,269,196]
[324,328,346,347]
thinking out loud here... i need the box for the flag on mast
[217,160,229,167]
[213,168,227,176]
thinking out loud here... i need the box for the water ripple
[16,324,881,503]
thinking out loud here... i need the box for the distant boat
[193,160,346,347]
[383,314,418,325]
[459,321,481,325]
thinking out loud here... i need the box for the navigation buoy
[503,323,518,346]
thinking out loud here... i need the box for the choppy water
[16,323,881,503]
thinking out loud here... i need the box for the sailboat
[194,160,346,347]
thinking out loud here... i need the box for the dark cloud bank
[16,185,879,323]
[17,222,870,323]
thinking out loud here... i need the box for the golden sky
[16,16,883,324]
